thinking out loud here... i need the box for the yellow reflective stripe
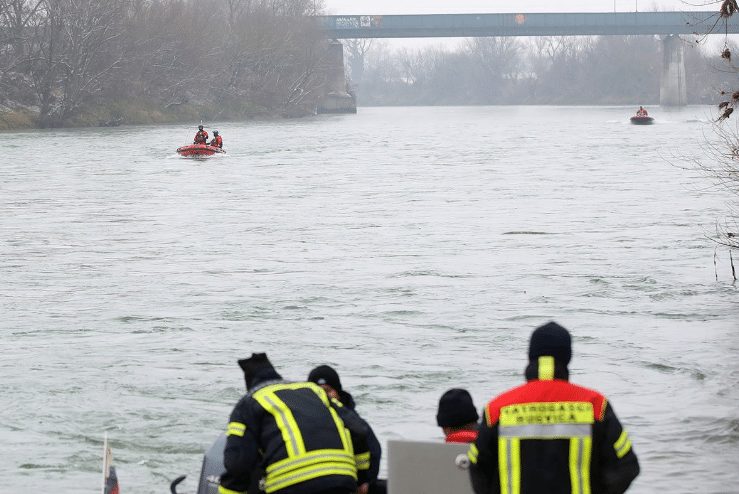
[265,464,357,492]
[264,451,358,492]
[499,402,594,427]
[567,436,593,494]
[614,430,632,458]
[266,449,356,477]
[218,485,247,494]
[538,356,555,380]
[254,390,305,457]
[510,438,521,494]
[581,437,592,494]
[498,437,510,494]
[227,422,246,437]
[310,383,332,407]
[467,443,479,464]
[498,437,520,494]
[570,438,581,494]
[355,451,370,470]
[304,382,352,453]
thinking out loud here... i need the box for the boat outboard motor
[197,432,227,494]
[170,433,226,494]
[171,432,264,494]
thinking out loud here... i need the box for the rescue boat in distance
[630,115,654,125]
[176,143,226,157]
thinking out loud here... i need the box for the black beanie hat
[436,388,479,428]
[238,353,279,391]
[528,321,572,365]
[308,365,342,392]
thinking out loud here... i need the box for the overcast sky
[321,0,710,15]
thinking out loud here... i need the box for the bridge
[319,11,737,38]
[315,11,739,113]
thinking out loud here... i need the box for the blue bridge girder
[318,11,739,38]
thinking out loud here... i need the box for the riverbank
[0,96,281,131]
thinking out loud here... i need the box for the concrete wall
[660,34,687,106]
[317,41,356,114]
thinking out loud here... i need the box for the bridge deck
[319,11,737,38]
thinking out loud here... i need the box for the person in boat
[467,322,640,494]
[219,353,371,494]
[210,130,223,148]
[636,106,648,116]
[194,125,209,144]
[308,365,386,494]
[436,388,479,444]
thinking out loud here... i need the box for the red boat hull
[630,115,654,125]
[176,144,226,157]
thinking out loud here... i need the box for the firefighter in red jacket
[194,125,208,144]
[468,322,640,494]
[437,388,479,444]
[210,130,223,148]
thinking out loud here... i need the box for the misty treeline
[0,0,331,127]
[346,34,736,106]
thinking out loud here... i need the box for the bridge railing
[317,11,738,38]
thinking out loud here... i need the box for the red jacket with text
[468,358,639,494]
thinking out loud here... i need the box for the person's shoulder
[489,381,530,404]
[565,380,607,397]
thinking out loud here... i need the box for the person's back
[308,364,385,494]
[220,354,370,494]
[468,322,639,494]
[210,130,223,148]
[194,125,208,144]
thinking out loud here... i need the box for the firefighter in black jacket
[219,353,371,494]
[468,322,640,494]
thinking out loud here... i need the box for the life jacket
[194,130,208,144]
[211,135,223,148]
[445,429,478,444]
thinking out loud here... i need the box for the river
[1,105,737,494]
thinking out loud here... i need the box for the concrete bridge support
[318,40,356,114]
[660,34,687,106]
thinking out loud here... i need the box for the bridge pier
[660,34,687,106]
[318,41,356,114]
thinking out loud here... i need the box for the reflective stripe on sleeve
[614,429,632,458]
[227,422,246,437]
[355,451,371,470]
[467,443,479,464]
[218,485,247,494]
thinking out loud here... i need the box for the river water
[1,105,737,494]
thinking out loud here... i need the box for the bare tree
[464,36,522,102]
[686,3,739,254]
[26,0,130,125]
[344,38,372,83]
